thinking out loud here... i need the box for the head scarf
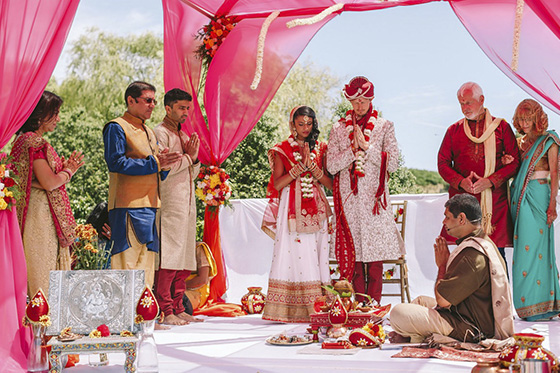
[343,76,374,101]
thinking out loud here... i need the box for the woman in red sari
[11,91,84,297]
[261,106,332,322]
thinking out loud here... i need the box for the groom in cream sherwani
[154,88,202,325]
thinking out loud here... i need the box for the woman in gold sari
[11,91,84,297]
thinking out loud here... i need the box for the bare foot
[162,314,188,326]
[388,331,411,344]
[177,312,203,322]
[155,323,171,330]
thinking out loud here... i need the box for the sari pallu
[10,132,76,248]
[510,130,560,320]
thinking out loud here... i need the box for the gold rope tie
[250,11,280,91]
[285,4,344,28]
[511,0,525,72]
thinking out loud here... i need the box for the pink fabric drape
[163,0,437,165]
[0,1,80,371]
[450,0,560,115]
[0,209,29,372]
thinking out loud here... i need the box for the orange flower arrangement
[195,16,237,65]
[71,224,111,270]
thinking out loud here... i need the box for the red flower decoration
[97,324,110,337]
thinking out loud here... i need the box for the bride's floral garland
[288,135,316,199]
[344,110,377,177]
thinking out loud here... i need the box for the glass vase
[136,320,159,372]
[27,324,48,372]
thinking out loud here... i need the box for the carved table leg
[48,351,61,373]
[124,346,137,373]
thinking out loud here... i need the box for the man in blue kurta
[103,81,181,288]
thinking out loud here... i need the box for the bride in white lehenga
[261,106,332,323]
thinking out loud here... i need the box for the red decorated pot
[136,286,160,322]
[26,288,49,323]
[241,287,266,314]
[328,295,348,325]
[498,333,559,370]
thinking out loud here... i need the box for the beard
[465,107,484,121]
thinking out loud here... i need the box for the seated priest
[389,194,514,343]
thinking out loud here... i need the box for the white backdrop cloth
[220,194,560,305]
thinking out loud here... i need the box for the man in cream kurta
[153,88,202,325]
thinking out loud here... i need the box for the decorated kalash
[308,279,391,348]
[24,286,163,372]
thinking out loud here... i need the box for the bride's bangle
[60,170,71,182]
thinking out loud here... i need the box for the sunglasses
[136,96,158,105]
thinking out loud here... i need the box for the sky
[53,0,560,171]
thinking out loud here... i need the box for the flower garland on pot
[195,15,237,66]
[344,109,378,177]
[195,166,232,210]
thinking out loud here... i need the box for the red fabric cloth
[450,0,560,116]
[154,268,191,316]
[333,174,356,281]
[437,117,520,247]
[372,151,388,215]
[204,206,227,302]
[193,299,246,317]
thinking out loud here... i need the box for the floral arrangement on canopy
[0,154,20,211]
[195,15,237,66]
[195,165,232,209]
[71,224,111,270]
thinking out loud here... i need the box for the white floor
[66,310,560,373]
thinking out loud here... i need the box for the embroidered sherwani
[438,117,520,247]
[327,117,402,263]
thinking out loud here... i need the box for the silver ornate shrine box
[47,270,144,335]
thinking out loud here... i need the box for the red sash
[333,174,355,281]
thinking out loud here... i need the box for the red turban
[343,76,374,101]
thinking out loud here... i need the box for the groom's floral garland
[288,135,316,199]
[344,110,377,177]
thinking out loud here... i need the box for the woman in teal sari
[510,99,560,321]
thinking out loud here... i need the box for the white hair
[457,82,484,100]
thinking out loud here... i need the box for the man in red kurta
[438,82,520,262]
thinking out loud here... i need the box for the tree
[222,115,278,199]
[51,28,165,122]
[46,29,165,221]
[42,29,423,224]
[264,61,341,142]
